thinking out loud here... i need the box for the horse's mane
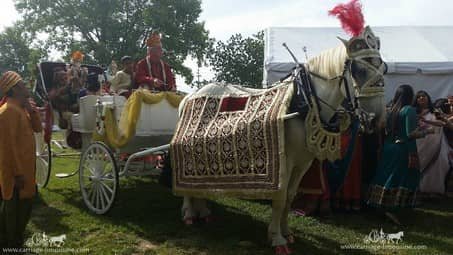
[307,44,348,79]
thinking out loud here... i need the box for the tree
[0,22,47,78]
[208,31,264,88]
[14,0,211,84]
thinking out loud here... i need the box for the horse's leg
[268,158,294,255]
[279,117,313,247]
[269,198,288,247]
[281,158,313,243]
[182,196,196,225]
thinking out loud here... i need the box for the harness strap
[309,71,343,82]
[307,59,357,113]
[298,55,383,133]
[340,60,356,112]
[297,64,352,131]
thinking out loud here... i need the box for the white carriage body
[71,94,179,152]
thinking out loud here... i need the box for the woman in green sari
[367,84,433,225]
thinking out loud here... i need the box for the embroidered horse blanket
[171,82,293,199]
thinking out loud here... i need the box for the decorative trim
[305,96,351,162]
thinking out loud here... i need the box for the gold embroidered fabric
[305,96,350,162]
[171,83,293,199]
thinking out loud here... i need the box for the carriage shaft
[121,144,170,176]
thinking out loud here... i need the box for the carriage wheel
[79,142,119,214]
[36,142,51,188]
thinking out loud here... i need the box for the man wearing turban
[0,71,42,249]
[135,32,176,91]
[68,51,88,93]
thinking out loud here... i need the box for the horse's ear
[337,36,349,47]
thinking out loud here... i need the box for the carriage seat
[71,93,179,136]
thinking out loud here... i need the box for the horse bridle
[303,60,355,113]
[302,55,385,132]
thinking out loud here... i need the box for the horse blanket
[171,82,293,199]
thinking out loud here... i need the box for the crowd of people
[293,84,453,225]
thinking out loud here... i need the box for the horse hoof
[285,234,295,244]
[275,245,292,255]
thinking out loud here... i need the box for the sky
[2,0,453,90]
[200,0,453,40]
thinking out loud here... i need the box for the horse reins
[304,59,357,115]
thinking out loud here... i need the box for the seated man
[48,66,68,103]
[47,66,79,129]
[50,52,87,116]
[135,32,176,91]
[79,73,101,97]
[110,56,134,97]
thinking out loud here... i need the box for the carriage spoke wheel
[36,142,51,188]
[79,142,118,214]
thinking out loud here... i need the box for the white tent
[264,26,453,102]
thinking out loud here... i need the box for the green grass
[27,136,453,255]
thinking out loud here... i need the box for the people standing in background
[333,133,363,211]
[434,96,453,197]
[0,71,42,249]
[292,160,331,217]
[367,84,433,225]
[413,91,450,195]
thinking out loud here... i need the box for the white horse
[177,26,386,255]
[387,231,404,243]
[50,234,67,247]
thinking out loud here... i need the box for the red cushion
[220,97,248,112]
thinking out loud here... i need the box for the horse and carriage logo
[26,232,67,248]
[363,228,404,244]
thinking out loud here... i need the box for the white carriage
[69,92,181,214]
[32,62,183,214]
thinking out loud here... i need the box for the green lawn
[27,138,453,255]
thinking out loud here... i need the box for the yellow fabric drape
[93,90,184,148]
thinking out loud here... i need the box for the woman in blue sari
[367,84,433,225]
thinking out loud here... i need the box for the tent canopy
[264,26,453,101]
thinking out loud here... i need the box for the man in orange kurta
[135,32,176,91]
[0,71,42,248]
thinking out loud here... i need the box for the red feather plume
[329,0,365,37]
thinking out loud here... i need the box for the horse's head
[339,26,387,132]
